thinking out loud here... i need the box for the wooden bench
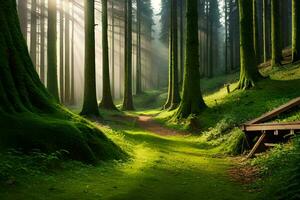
[241,97,300,158]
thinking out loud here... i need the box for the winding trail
[136,115,189,136]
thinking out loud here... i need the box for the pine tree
[237,0,261,89]
[99,0,117,111]
[122,0,134,110]
[164,0,181,110]
[271,0,282,67]
[175,0,206,119]
[30,0,37,68]
[47,0,59,99]
[80,0,100,116]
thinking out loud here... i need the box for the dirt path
[137,115,189,136]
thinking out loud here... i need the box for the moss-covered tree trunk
[47,0,59,99]
[80,0,100,116]
[271,0,282,67]
[292,0,300,62]
[17,0,27,41]
[175,0,206,119]
[237,0,261,90]
[30,0,37,68]
[122,0,134,110]
[99,0,117,111]
[0,0,122,164]
[164,0,181,110]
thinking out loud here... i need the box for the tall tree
[253,0,260,64]
[122,0,134,110]
[47,0,59,99]
[262,0,267,62]
[40,0,46,83]
[17,0,28,40]
[65,0,71,103]
[237,0,261,89]
[136,0,142,94]
[30,0,37,67]
[59,0,64,102]
[99,0,117,110]
[292,0,300,62]
[0,0,122,164]
[164,0,181,110]
[80,0,100,116]
[271,0,281,67]
[111,0,115,99]
[175,0,206,119]
[70,0,75,105]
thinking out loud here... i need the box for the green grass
[1,63,300,200]
[0,114,257,200]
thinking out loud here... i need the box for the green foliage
[0,149,71,184]
[252,138,300,200]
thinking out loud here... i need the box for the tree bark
[59,0,64,102]
[47,0,59,99]
[271,0,282,67]
[65,0,71,104]
[164,0,181,110]
[99,0,117,110]
[237,0,261,90]
[122,0,134,110]
[17,0,28,41]
[80,0,100,116]
[175,0,206,119]
[40,0,46,83]
[30,0,37,68]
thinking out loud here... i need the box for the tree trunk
[40,0,45,83]
[253,0,259,64]
[164,0,181,110]
[0,0,122,164]
[70,0,75,105]
[80,0,100,116]
[122,0,134,110]
[59,1,64,102]
[99,0,117,110]
[136,0,142,94]
[263,0,267,62]
[17,0,28,41]
[292,0,300,62]
[65,0,70,104]
[47,0,59,99]
[30,0,37,68]
[175,0,206,119]
[237,0,261,90]
[271,0,281,67]
[111,0,115,99]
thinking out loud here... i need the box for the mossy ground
[1,63,300,199]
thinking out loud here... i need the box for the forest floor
[1,63,300,199]
[0,109,258,200]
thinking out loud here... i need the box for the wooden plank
[247,97,300,125]
[242,122,300,132]
[247,133,267,159]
